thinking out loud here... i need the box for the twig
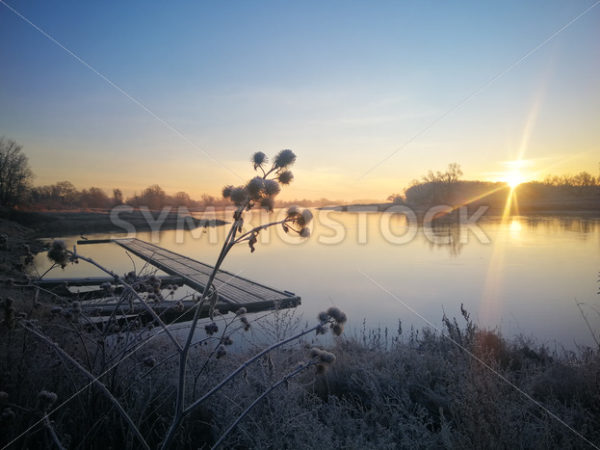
[184,321,325,416]
[211,361,314,449]
[21,322,151,450]
[72,253,182,351]
[43,413,67,450]
[573,298,600,348]
[39,262,59,280]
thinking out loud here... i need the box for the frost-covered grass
[2,297,598,449]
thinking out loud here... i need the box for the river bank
[1,208,228,237]
[1,216,599,448]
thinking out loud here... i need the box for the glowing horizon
[1,1,598,202]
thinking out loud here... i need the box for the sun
[504,171,524,189]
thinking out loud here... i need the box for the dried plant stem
[160,321,326,449]
[21,322,151,450]
[573,298,600,348]
[42,413,67,450]
[211,361,315,449]
[72,253,182,351]
[163,205,245,449]
[38,263,59,280]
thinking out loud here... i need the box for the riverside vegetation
[0,152,599,448]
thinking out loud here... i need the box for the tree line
[388,163,600,209]
[0,137,340,210]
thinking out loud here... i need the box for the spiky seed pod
[296,209,314,227]
[37,391,58,412]
[235,307,247,316]
[205,322,219,335]
[327,306,347,324]
[230,186,249,205]
[247,177,265,200]
[48,240,69,268]
[216,346,227,359]
[264,179,281,196]
[252,151,267,169]
[316,324,327,335]
[143,356,156,367]
[332,323,344,336]
[260,197,274,212]
[299,227,311,238]
[1,408,15,422]
[222,185,234,198]
[287,206,301,217]
[318,311,329,322]
[319,351,336,364]
[310,347,323,358]
[274,149,296,168]
[278,170,294,185]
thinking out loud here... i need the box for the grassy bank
[1,292,599,447]
[1,220,599,449]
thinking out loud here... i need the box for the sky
[1,0,599,201]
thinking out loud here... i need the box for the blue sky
[1,0,599,200]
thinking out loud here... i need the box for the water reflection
[33,213,600,348]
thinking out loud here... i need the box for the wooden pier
[71,238,301,322]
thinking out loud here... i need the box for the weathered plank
[81,296,301,323]
[34,275,184,288]
[109,238,300,309]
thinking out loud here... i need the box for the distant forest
[26,181,337,211]
[388,164,600,212]
[0,137,339,211]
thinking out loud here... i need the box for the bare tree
[112,188,124,205]
[0,137,34,207]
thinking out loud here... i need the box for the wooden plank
[34,275,184,288]
[81,297,301,324]
[77,239,113,245]
[111,239,300,310]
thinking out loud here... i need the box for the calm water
[33,211,600,349]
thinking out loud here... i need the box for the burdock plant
[160,150,329,448]
[28,150,343,450]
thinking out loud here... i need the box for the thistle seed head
[48,240,68,268]
[264,179,281,196]
[286,206,301,217]
[222,185,234,198]
[230,186,249,205]
[252,151,267,169]
[246,177,265,200]
[37,390,58,411]
[327,306,347,324]
[274,149,296,168]
[260,197,274,212]
[278,170,294,185]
